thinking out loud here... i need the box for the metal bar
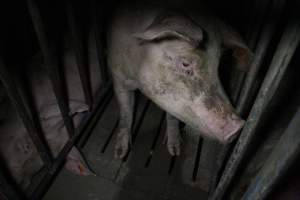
[168,156,177,175]
[78,81,113,148]
[145,112,166,167]
[0,59,53,166]
[242,105,300,200]
[123,100,151,162]
[210,20,300,200]
[245,0,273,50]
[229,0,271,104]
[79,88,113,148]
[192,136,203,181]
[29,82,112,200]
[101,119,119,153]
[91,0,108,83]
[230,71,245,105]
[66,0,93,108]
[209,0,286,193]
[27,0,75,137]
[236,0,285,116]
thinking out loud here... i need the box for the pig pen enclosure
[0,0,300,200]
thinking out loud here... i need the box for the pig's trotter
[166,113,182,156]
[115,129,131,158]
[113,81,134,159]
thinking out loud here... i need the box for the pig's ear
[220,22,253,72]
[64,147,96,176]
[134,12,204,47]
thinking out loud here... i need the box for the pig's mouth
[221,119,245,143]
[195,120,244,143]
[186,105,245,143]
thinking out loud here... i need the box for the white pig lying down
[0,39,101,189]
[108,1,253,158]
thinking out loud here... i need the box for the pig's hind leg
[113,81,135,158]
[166,114,182,156]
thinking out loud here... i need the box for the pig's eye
[182,61,189,67]
[182,61,191,68]
[177,59,194,76]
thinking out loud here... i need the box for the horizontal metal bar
[66,0,93,108]
[27,0,75,137]
[29,81,112,200]
[210,18,300,200]
[0,59,53,166]
[242,105,300,200]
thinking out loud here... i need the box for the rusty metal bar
[210,19,300,200]
[209,0,286,193]
[29,82,112,200]
[27,0,75,137]
[242,105,300,200]
[236,0,285,116]
[91,0,108,82]
[0,59,53,166]
[66,0,93,108]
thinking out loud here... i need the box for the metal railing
[0,0,111,199]
[0,0,299,200]
[209,0,300,199]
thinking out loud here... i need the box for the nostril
[223,119,245,143]
[182,62,189,67]
[231,113,243,122]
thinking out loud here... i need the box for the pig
[0,96,92,188]
[107,1,252,158]
[0,31,102,189]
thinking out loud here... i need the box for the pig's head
[135,12,252,143]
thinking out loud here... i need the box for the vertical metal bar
[210,20,300,200]
[192,136,203,181]
[27,0,75,137]
[65,0,93,108]
[245,0,273,50]
[91,0,108,83]
[229,0,271,104]
[236,0,285,116]
[209,0,286,192]
[0,59,53,166]
[242,105,300,200]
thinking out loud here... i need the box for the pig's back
[107,1,164,81]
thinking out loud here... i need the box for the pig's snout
[197,109,245,143]
[221,116,245,143]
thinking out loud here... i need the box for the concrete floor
[44,94,208,200]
